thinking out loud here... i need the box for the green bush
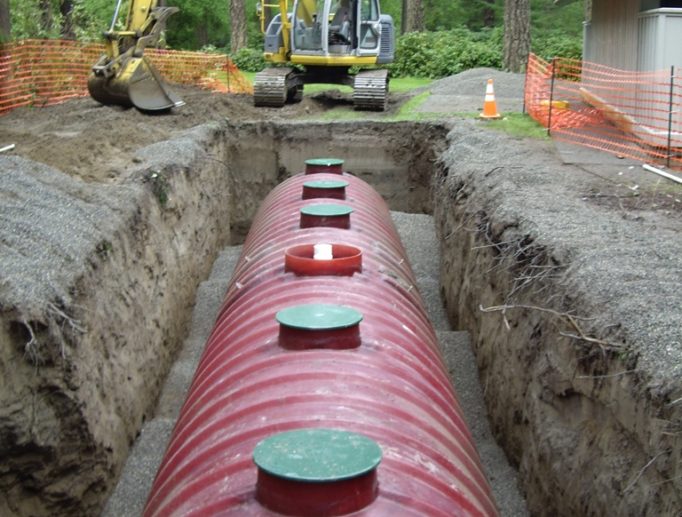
[532,34,583,61]
[230,47,267,72]
[389,29,503,79]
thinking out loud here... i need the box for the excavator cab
[291,0,383,57]
[255,0,395,110]
[88,0,184,111]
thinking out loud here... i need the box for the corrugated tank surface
[144,165,498,517]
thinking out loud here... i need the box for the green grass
[238,72,431,95]
[217,71,544,136]
[241,71,256,84]
[389,77,432,92]
[390,91,436,121]
[481,113,549,139]
[316,108,367,121]
[311,90,445,122]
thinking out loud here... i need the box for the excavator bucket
[88,56,184,112]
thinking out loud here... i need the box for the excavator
[255,0,395,110]
[88,0,184,111]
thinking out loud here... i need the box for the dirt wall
[0,123,236,516]
[433,121,681,516]
[223,121,448,241]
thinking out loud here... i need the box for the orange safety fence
[525,53,682,169]
[0,39,252,115]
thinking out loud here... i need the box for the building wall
[637,8,682,70]
[586,1,682,70]
[585,0,640,70]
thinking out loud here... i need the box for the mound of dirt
[0,84,415,184]
[0,88,269,182]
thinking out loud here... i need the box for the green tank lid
[253,428,382,482]
[276,303,363,331]
[303,179,349,189]
[300,204,353,217]
[305,158,344,167]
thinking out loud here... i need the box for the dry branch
[479,303,623,350]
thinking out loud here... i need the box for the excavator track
[353,69,389,111]
[254,67,292,107]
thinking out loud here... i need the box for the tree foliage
[5,0,584,75]
[390,28,502,78]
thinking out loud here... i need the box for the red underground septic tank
[143,158,499,516]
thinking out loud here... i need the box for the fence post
[667,65,674,168]
[547,57,557,136]
[522,54,530,115]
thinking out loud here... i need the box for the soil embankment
[0,124,236,515]
[434,120,681,516]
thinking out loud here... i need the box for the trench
[99,122,678,515]
[223,121,439,243]
[104,119,529,516]
[2,118,678,517]
[118,120,679,517]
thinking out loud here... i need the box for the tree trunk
[503,0,530,73]
[229,0,247,52]
[60,0,75,39]
[0,0,10,42]
[483,0,496,28]
[39,0,52,34]
[402,0,424,34]
[197,12,209,48]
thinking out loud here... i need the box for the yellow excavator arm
[88,0,183,111]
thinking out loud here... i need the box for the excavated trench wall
[0,124,236,516]
[224,121,443,241]
[433,123,681,516]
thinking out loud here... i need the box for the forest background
[1,0,584,78]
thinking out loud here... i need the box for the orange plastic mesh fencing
[525,53,682,169]
[0,39,252,115]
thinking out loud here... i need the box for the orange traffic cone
[480,79,501,120]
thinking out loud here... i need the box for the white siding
[637,9,682,70]
[587,0,640,70]
[637,9,682,137]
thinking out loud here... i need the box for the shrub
[532,34,582,62]
[230,47,267,72]
[389,29,503,79]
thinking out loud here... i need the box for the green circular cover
[305,158,344,167]
[303,179,349,189]
[300,204,353,217]
[276,303,363,330]
[253,428,382,482]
